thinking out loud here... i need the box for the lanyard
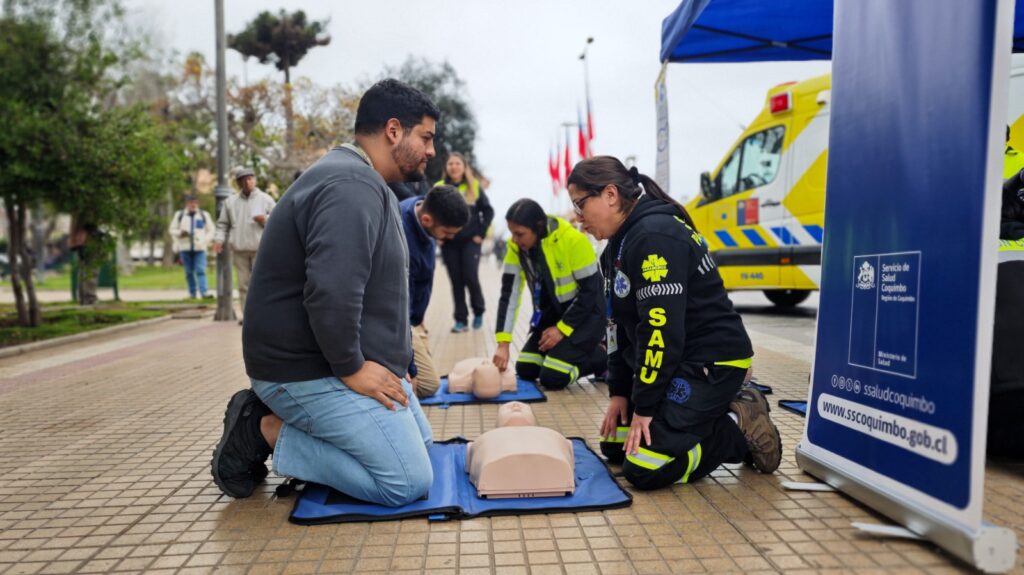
[523,252,544,329]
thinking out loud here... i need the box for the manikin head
[448,357,518,398]
[496,401,536,427]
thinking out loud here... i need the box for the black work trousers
[442,241,485,323]
[600,364,749,490]
[515,328,607,390]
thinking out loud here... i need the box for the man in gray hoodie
[211,79,440,504]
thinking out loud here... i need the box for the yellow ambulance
[690,63,1024,307]
[685,74,830,307]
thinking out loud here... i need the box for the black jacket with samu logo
[602,195,753,417]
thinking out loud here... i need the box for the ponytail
[636,173,697,231]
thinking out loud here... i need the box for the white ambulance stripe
[798,265,822,288]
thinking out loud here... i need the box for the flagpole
[579,37,595,156]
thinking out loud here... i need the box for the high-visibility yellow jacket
[495,216,604,345]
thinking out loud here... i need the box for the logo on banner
[641,254,669,282]
[856,261,875,290]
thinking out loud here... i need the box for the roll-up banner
[797,0,1018,571]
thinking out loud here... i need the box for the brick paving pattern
[0,261,1021,574]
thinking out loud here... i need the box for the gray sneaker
[730,385,782,473]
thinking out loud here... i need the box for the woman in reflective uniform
[492,199,606,390]
[567,156,782,489]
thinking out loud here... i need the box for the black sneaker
[730,385,783,473]
[211,389,272,498]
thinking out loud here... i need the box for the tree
[382,57,479,183]
[229,9,331,158]
[0,8,181,323]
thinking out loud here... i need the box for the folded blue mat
[418,377,546,406]
[289,438,632,524]
[778,399,807,416]
[750,381,773,395]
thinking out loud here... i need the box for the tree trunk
[148,236,155,266]
[16,201,41,327]
[5,200,27,326]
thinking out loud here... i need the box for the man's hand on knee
[342,361,409,410]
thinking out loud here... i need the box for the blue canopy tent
[660,0,1024,63]
[651,0,1024,191]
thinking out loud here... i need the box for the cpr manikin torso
[466,402,575,498]
[448,357,517,399]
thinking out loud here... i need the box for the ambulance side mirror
[700,172,716,201]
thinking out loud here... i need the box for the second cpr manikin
[466,402,576,498]
[448,357,517,399]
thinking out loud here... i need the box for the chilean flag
[548,146,560,196]
[577,105,589,159]
[586,96,594,146]
[563,127,572,189]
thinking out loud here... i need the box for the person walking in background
[212,168,276,322]
[169,194,215,299]
[437,152,494,332]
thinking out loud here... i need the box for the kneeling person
[401,185,470,398]
[492,199,606,390]
[211,79,440,506]
[569,157,782,490]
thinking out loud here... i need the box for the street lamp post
[213,0,236,322]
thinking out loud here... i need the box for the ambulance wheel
[763,289,811,308]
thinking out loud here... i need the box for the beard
[393,139,426,182]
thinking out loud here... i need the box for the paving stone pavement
[0,259,1021,574]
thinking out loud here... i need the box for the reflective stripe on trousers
[542,355,579,383]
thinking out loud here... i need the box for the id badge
[606,321,618,354]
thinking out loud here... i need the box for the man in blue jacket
[400,185,470,398]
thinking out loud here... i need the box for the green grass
[3,265,238,291]
[0,306,171,348]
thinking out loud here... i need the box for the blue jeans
[251,376,433,506]
[180,250,208,296]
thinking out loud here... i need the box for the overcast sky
[130,0,831,232]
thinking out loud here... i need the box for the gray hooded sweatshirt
[242,144,411,382]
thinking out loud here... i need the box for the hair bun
[628,166,640,185]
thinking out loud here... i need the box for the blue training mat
[778,399,807,417]
[289,438,632,525]
[750,381,773,395]
[418,377,547,406]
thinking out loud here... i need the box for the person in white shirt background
[169,194,215,299]
[212,168,277,322]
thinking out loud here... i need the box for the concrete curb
[0,315,175,360]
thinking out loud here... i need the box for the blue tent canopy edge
[661,0,1024,63]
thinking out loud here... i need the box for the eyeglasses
[571,194,594,216]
